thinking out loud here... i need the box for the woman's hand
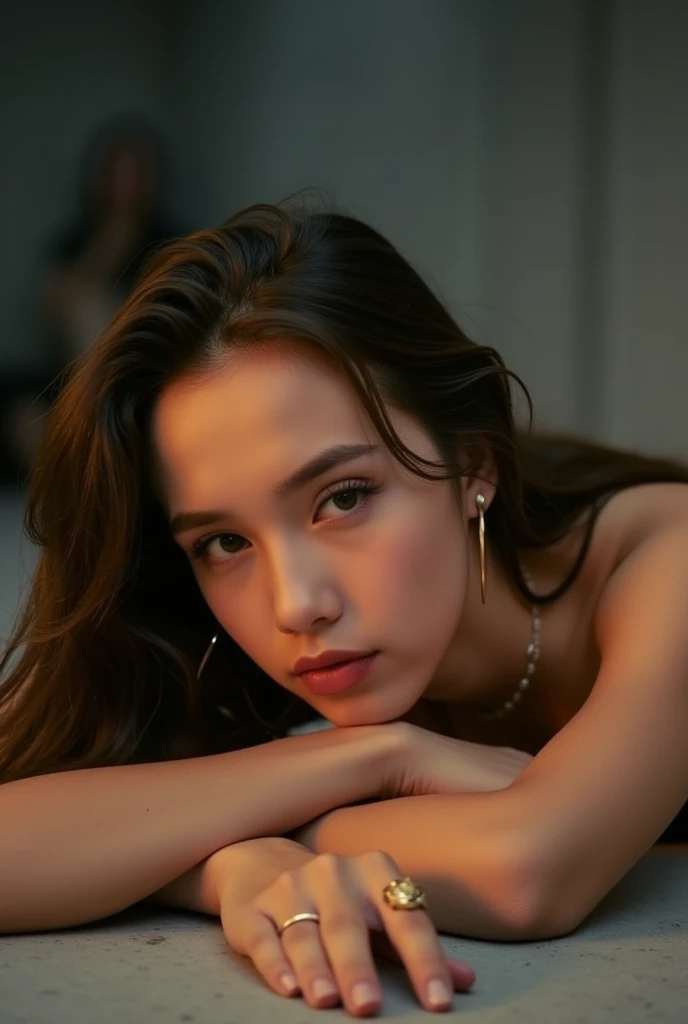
[380,722,534,800]
[211,837,475,1017]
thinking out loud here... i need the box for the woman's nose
[269,542,342,634]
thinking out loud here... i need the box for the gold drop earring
[476,493,487,604]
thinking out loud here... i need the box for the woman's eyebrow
[170,442,380,537]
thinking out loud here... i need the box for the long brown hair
[2,194,688,785]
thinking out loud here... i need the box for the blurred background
[1,0,687,637]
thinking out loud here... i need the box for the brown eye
[218,534,246,554]
[189,530,251,564]
[314,480,379,523]
[332,490,358,511]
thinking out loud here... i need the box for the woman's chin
[317,690,418,729]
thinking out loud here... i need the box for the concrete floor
[1,849,687,1024]
[1,488,687,1023]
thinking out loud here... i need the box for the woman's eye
[189,481,379,564]
[327,490,359,512]
[190,533,247,562]
[215,535,247,554]
[316,482,379,520]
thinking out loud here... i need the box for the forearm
[288,793,547,941]
[145,849,225,917]
[0,724,397,934]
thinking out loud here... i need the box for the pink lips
[297,653,379,696]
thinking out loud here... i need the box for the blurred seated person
[0,114,183,484]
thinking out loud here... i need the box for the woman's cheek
[373,511,450,588]
[368,513,465,628]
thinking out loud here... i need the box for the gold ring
[277,911,321,936]
[382,876,427,911]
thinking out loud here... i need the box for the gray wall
[602,0,688,456]
[2,0,687,457]
[169,0,587,432]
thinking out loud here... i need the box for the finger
[369,930,476,991]
[305,855,386,1016]
[260,872,347,1009]
[368,917,458,1003]
[229,909,304,1000]
[363,855,458,1012]
[380,908,455,1010]
[448,959,477,991]
[278,918,343,1010]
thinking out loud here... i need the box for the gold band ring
[277,912,321,936]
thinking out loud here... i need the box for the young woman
[1,198,687,1018]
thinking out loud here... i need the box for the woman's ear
[458,448,498,521]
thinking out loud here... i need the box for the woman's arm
[287,792,546,940]
[288,528,688,940]
[0,724,400,934]
[145,725,537,929]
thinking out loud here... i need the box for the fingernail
[311,978,338,1001]
[427,978,452,1007]
[351,981,378,1010]
[279,971,298,993]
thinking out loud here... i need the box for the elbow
[438,838,573,942]
[504,843,585,941]
[505,894,582,941]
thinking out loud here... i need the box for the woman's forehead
[155,347,369,456]
[152,347,376,503]
[150,345,432,513]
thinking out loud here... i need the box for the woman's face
[153,344,472,726]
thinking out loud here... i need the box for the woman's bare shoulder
[593,481,688,567]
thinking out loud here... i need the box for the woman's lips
[298,653,379,696]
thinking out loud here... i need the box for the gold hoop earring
[197,633,218,681]
[476,493,487,603]
[195,632,286,739]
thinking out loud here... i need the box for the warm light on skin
[152,344,528,727]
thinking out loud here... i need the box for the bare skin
[407,479,688,754]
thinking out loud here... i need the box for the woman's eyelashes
[188,479,382,565]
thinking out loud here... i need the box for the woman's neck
[423,529,580,709]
